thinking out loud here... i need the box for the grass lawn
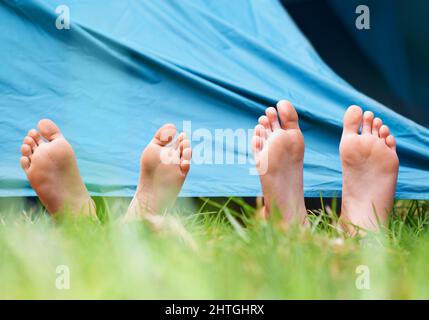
[0,197,428,299]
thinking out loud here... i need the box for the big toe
[343,105,363,135]
[38,119,63,141]
[277,100,299,130]
[153,123,177,146]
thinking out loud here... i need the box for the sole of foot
[339,105,399,235]
[125,123,192,222]
[20,119,96,217]
[252,100,307,225]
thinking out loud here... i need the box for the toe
[372,118,382,136]
[343,105,363,135]
[23,136,37,151]
[255,124,266,140]
[386,134,396,150]
[379,125,390,139]
[386,135,396,150]
[277,100,299,130]
[20,144,32,157]
[258,115,271,137]
[265,107,280,130]
[253,125,265,153]
[362,111,374,134]
[174,132,187,150]
[28,129,44,145]
[38,119,63,141]
[153,123,177,146]
[251,135,262,155]
[180,147,192,175]
[179,137,190,155]
[20,156,30,171]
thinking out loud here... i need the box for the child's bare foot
[125,124,192,220]
[20,119,95,216]
[252,100,307,225]
[339,106,399,235]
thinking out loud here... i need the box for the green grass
[0,197,428,299]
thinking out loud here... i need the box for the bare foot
[20,119,95,216]
[125,124,192,221]
[339,106,399,235]
[252,100,307,225]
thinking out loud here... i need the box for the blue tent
[0,0,428,199]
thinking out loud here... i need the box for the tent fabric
[0,0,428,199]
